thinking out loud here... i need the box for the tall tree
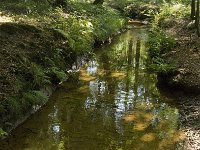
[196,0,200,36]
[93,0,104,5]
[47,0,67,7]
[191,0,196,19]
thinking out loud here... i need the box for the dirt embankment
[158,18,200,94]
[158,18,200,150]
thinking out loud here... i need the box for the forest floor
[160,18,200,150]
[160,18,200,93]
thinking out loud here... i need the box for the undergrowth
[0,0,126,134]
[147,0,191,73]
[147,24,177,73]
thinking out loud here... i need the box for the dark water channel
[0,29,186,150]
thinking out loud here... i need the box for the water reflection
[0,29,185,150]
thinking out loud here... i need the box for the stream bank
[158,18,200,150]
[148,12,200,150]
[158,18,200,94]
[0,28,188,150]
[0,1,126,137]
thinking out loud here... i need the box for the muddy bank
[157,18,200,94]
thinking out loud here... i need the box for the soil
[159,18,200,94]
[159,18,200,150]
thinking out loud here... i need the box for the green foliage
[148,27,175,56]
[146,0,190,73]
[124,3,159,19]
[148,61,176,73]
[0,0,51,15]
[29,63,52,88]
[22,90,48,106]
[0,90,48,122]
[0,0,126,132]
[92,8,125,42]
[51,7,94,53]
[0,128,7,137]
[108,0,133,11]
[152,2,190,27]
[50,67,68,82]
[6,97,21,116]
[50,3,125,52]
[147,27,176,73]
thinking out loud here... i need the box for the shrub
[147,27,176,73]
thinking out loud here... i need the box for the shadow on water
[0,29,187,150]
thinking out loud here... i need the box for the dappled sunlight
[78,85,89,93]
[158,131,186,149]
[133,122,149,131]
[173,131,186,142]
[142,112,154,122]
[0,12,13,23]
[96,69,106,76]
[140,133,156,142]
[79,69,96,81]
[123,113,137,122]
[135,101,154,110]
[111,72,126,79]
[123,111,154,123]
[159,139,174,149]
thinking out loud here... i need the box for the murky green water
[0,29,186,150]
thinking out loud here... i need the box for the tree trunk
[53,0,67,8]
[93,0,104,5]
[196,0,200,36]
[191,0,196,19]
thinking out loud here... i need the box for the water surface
[0,29,186,150]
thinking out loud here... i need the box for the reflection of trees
[135,39,141,68]
[133,39,141,99]
[127,38,134,66]
[1,29,183,150]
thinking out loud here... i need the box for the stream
[0,28,186,150]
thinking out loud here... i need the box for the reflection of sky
[52,124,60,133]
[48,106,61,143]
[0,29,184,150]
[87,60,98,75]
[81,29,180,143]
[82,29,152,134]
